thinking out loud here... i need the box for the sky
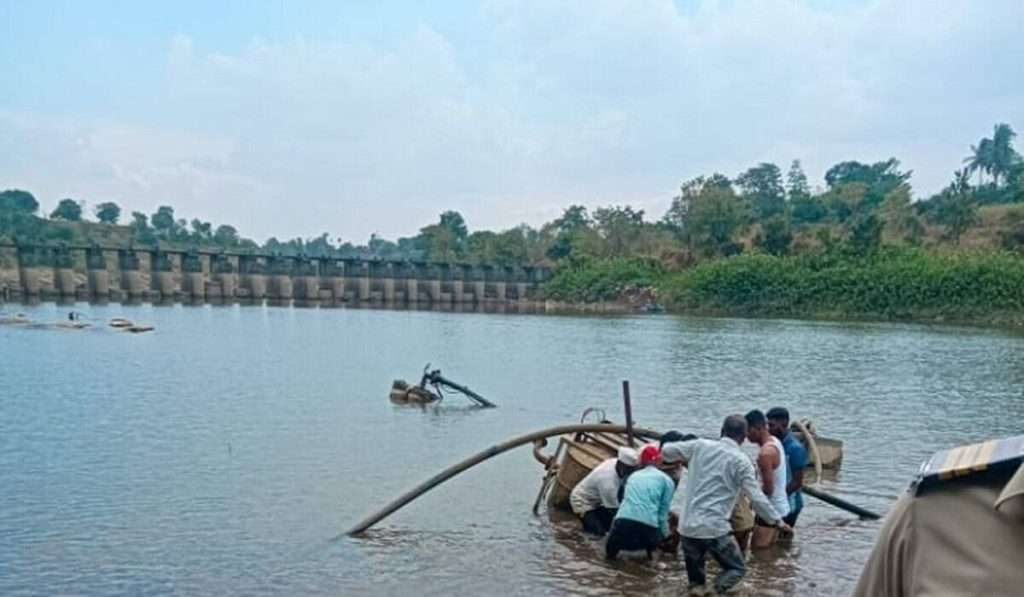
[1,1,1022,243]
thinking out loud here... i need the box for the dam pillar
[322,260,345,302]
[451,264,465,304]
[473,272,486,306]
[86,249,109,298]
[269,258,293,300]
[153,252,178,299]
[356,261,371,302]
[212,255,236,300]
[425,264,442,303]
[120,251,143,298]
[494,266,508,302]
[381,263,396,303]
[406,263,420,304]
[240,257,267,300]
[295,259,319,300]
[183,253,205,299]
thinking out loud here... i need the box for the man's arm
[786,443,808,495]
[787,467,804,495]
[738,457,781,524]
[657,477,674,538]
[757,444,776,496]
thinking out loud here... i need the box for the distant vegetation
[4,122,1024,323]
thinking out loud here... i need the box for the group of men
[569,407,808,595]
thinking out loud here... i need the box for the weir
[0,242,549,307]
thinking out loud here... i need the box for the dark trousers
[682,534,747,593]
[581,506,616,536]
[783,508,801,527]
[605,518,661,559]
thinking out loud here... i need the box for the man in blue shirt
[767,407,808,527]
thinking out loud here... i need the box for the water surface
[3,303,1022,595]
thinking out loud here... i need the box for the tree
[438,211,468,241]
[879,183,922,244]
[965,123,1022,187]
[786,160,810,201]
[990,123,1020,186]
[662,174,732,237]
[213,224,239,247]
[592,205,644,257]
[50,198,83,221]
[824,158,912,212]
[736,162,785,219]
[94,201,121,224]
[755,216,793,256]
[847,213,883,255]
[553,205,591,233]
[151,206,176,236]
[0,189,39,214]
[190,218,212,241]
[688,182,747,256]
[929,169,979,245]
[129,211,156,245]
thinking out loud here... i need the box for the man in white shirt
[569,446,639,535]
[661,415,789,596]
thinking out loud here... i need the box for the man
[569,446,639,536]
[745,409,789,548]
[854,435,1024,596]
[662,415,788,596]
[658,430,697,486]
[605,444,675,560]
[766,407,808,527]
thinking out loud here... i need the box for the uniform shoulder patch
[913,435,1024,494]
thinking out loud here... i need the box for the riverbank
[544,249,1024,328]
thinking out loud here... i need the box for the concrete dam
[0,243,551,307]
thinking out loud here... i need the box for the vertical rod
[622,380,635,447]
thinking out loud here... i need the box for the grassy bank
[544,250,1024,326]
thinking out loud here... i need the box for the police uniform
[853,435,1024,597]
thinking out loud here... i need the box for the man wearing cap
[853,435,1024,596]
[605,444,676,559]
[569,446,639,536]
[661,415,789,596]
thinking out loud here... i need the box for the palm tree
[964,123,1022,187]
[964,137,994,185]
[990,123,1020,187]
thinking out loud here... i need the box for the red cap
[639,444,661,466]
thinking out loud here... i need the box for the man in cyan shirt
[605,444,676,559]
[662,415,789,596]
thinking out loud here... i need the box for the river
[2,302,1023,596]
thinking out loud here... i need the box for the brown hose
[793,419,824,482]
[344,423,662,536]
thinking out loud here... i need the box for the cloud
[1,0,1022,241]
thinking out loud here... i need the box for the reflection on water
[2,301,1023,595]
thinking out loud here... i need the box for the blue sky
[2,1,1022,242]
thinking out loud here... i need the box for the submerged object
[109,317,133,328]
[124,325,154,333]
[389,364,496,407]
[0,313,31,325]
[389,380,440,403]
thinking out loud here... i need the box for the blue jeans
[682,534,747,593]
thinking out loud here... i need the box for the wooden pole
[803,486,881,520]
[622,380,635,447]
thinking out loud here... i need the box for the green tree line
[3,122,1023,278]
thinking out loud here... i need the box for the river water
[2,302,1023,596]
